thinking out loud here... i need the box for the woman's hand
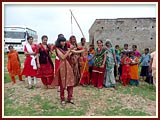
[70,46,76,50]
[31,52,36,55]
[100,64,105,68]
[115,61,118,66]
[19,62,21,67]
[149,66,152,72]
[37,63,40,68]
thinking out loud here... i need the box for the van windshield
[4,31,25,39]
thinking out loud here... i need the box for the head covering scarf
[105,39,113,48]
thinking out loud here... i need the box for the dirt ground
[4,78,156,116]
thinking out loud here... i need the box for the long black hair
[56,37,68,51]
[69,35,78,47]
[27,36,33,40]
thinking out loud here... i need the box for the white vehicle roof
[4,25,37,32]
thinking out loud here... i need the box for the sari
[7,50,21,76]
[92,48,106,88]
[52,48,75,88]
[121,57,131,86]
[130,56,139,85]
[21,44,37,76]
[79,49,90,85]
[104,47,116,88]
[70,47,80,86]
[36,43,54,86]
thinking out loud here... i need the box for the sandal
[68,99,75,104]
[43,85,48,89]
[47,85,54,89]
[61,101,66,106]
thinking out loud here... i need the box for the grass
[4,73,11,83]
[116,82,156,101]
[3,83,156,116]
[102,107,150,116]
[4,94,88,116]
[3,52,156,116]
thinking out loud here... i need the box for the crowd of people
[7,34,157,106]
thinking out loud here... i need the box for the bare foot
[28,84,32,89]
[34,84,40,88]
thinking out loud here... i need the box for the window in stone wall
[117,27,119,29]
[152,26,154,28]
[116,38,120,40]
[101,27,104,29]
[135,27,137,29]
[150,37,153,40]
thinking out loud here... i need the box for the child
[7,45,23,84]
[123,44,130,52]
[132,45,141,58]
[129,51,139,86]
[114,49,121,80]
[88,44,95,83]
[139,48,151,81]
[21,36,38,89]
[121,51,131,86]
[118,52,124,82]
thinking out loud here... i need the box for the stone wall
[89,18,156,52]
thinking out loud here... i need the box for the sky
[4,3,156,43]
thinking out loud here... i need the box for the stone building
[89,18,156,51]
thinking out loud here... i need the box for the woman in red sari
[36,35,54,89]
[52,37,75,106]
[21,36,38,89]
[121,51,131,86]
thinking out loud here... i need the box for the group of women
[7,34,118,106]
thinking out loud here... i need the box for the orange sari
[79,50,90,85]
[130,57,139,80]
[7,50,21,76]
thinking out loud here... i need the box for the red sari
[21,44,37,76]
[36,43,54,85]
[121,57,131,86]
